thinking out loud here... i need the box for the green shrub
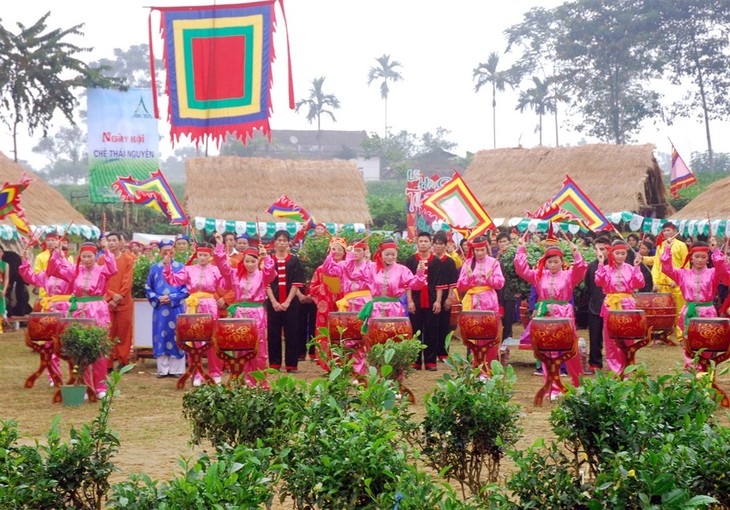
[366,337,425,382]
[401,353,522,500]
[109,444,279,510]
[60,323,116,381]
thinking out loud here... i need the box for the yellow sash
[185,292,215,313]
[605,292,633,311]
[461,286,493,311]
[39,295,72,312]
[336,290,371,312]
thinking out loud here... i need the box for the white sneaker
[193,378,202,387]
[212,376,222,384]
[49,381,55,387]
[96,391,107,399]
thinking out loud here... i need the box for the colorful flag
[266,195,316,228]
[150,1,294,147]
[112,170,189,225]
[531,175,611,232]
[670,145,697,198]
[0,175,32,235]
[421,173,495,239]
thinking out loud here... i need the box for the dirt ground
[1,323,722,506]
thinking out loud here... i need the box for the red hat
[351,239,368,250]
[537,246,564,279]
[685,244,710,268]
[373,241,398,272]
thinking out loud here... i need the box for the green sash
[684,301,714,332]
[68,295,105,316]
[358,296,400,334]
[535,299,569,318]
[227,301,263,316]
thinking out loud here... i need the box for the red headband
[684,245,710,268]
[537,247,564,280]
[374,242,398,271]
[352,240,368,250]
[196,247,213,255]
[80,245,98,254]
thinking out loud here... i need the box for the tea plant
[400,352,522,500]
[366,337,425,381]
[109,444,279,510]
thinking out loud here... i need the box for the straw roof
[185,157,372,224]
[464,144,672,219]
[0,152,93,227]
[670,175,730,219]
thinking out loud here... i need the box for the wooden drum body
[368,317,412,345]
[176,314,215,344]
[449,303,462,328]
[458,310,499,341]
[328,312,364,345]
[607,310,647,340]
[25,313,64,391]
[215,318,257,351]
[686,317,730,408]
[635,292,676,332]
[686,318,730,353]
[531,317,576,351]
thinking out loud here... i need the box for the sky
[3,0,730,170]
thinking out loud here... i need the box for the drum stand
[216,346,258,384]
[176,339,216,389]
[685,339,730,408]
[25,335,64,389]
[614,327,654,376]
[532,345,577,406]
[463,333,502,375]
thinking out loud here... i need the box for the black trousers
[436,306,452,359]
[587,312,604,368]
[409,306,439,366]
[501,299,516,339]
[267,300,301,369]
[299,301,317,357]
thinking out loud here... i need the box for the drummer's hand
[433,300,442,314]
[518,235,526,247]
[216,298,226,309]
[99,237,108,250]
[259,244,268,257]
[596,250,605,264]
[652,285,659,292]
[346,245,354,253]
[665,236,674,247]
[213,232,223,245]
[407,299,416,314]
[634,253,643,267]
[710,236,718,250]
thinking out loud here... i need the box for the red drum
[531,317,576,351]
[519,301,530,327]
[28,312,62,341]
[686,318,730,353]
[607,310,647,340]
[176,314,215,343]
[635,293,676,332]
[458,311,498,341]
[215,318,257,350]
[328,312,364,344]
[58,317,96,332]
[368,317,413,345]
[449,303,462,328]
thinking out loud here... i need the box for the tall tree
[367,54,403,139]
[294,76,341,140]
[516,77,550,146]
[32,125,87,183]
[473,52,513,149]
[92,44,162,89]
[656,0,730,170]
[0,12,117,161]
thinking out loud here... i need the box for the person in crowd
[584,236,610,373]
[652,222,688,338]
[406,232,438,370]
[515,235,587,400]
[162,242,224,385]
[103,232,135,371]
[265,230,305,373]
[456,235,505,368]
[175,234,191,255]
[430,231,458,363]
[661,237,728,366]
[594,239,645,375]
[48,239,117,398]
[145,240,188,378]
[496,232,518,343]
[213,232,275,386]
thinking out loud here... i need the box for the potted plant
[366,337,425,402]
[59,323,114,406]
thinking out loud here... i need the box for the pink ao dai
[456,256,505,313]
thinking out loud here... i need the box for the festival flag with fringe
[149,0,294,147]
[530,175,611,232]
[0,175,33,235]
[421,173,495,239]
[670,144,697,198]
[266,195,316,244]
[112,170,189,225]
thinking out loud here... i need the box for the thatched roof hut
[185,157,372,224]
[464,144,671,219]
[670,175,730,219]
[0,152,97,240]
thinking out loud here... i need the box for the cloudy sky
[3,0,728,168]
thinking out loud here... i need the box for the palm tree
[367,54,403,139]
[544,78,569,147]
[295,76,341,140]
[516,77,549,146]
[473,52,513,149]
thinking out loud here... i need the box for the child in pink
[594,239,645,375]
[213,238,275,386]
[515,239,587,399]
[456,235,505,366]
[322,239,373,374]
[163,244,225,384]
[48,242,117,398]
[661,238,728,366]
